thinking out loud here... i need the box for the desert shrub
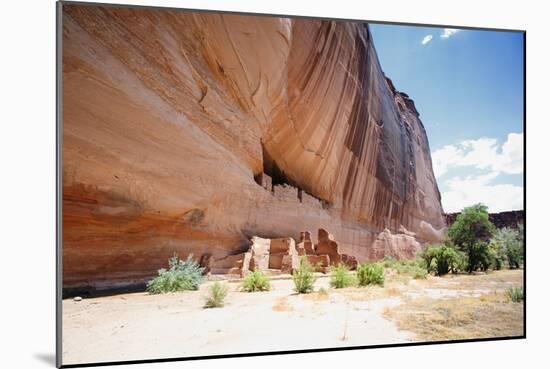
[488,241,506,270]
[448,204,496,273]
[421,244,464,276]
[510,223,525,269]
[204,282,228,308]
[318,287,328,296]
[506,243,524,269]
[357,263,385,286]
[491,227,523,269]
[330,264,356,288]
[293,256,316,293]
[517,223,524,244]
[381,256,427,279]
[413,270,428,279]
[147,254,204,294]
[242,270,271,292]
[507,286,524,303]
[381,256,398,268]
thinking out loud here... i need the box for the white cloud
[432,132,524,213]
[441,28,460,39]
[441,172,523,213]
[421,35,433,45]
[432,132,523,178]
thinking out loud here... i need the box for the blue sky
[370,24,524,213]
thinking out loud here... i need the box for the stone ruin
[202,228,357,277]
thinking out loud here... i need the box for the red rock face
[61,4,445,291]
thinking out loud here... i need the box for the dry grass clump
[339,283,403,302]
[303,287,330,301]
[272,297,294,312]
[423,269,523,291]
[384,291,524,341]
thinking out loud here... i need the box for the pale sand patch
[62,269,523,366]
[62,276,412,365]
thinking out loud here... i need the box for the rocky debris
[305,255,330,273]
[368,228,422,260]
[341,254,358,270]
[61,4,446,290]
[73,296,82,302]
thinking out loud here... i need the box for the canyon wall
[61,4,446,291]
[446,210,525,230]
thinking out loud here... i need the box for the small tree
[448,204,496,273]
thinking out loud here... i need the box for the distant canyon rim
[63,5,454,292]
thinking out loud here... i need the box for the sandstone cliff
[61,4,446,290]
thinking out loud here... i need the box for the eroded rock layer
[62,4,445,290]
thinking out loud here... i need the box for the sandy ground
[62,270,524,366]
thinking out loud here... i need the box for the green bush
[204,282,229,308]
[357,263,385,286]
[242,270,271,292]
[471,242,493,272]
[491,227,523,269]
[147,254,204,294]
[318,287,328,296]
[507,286,524,303]
[293,256,316,294]
[421,244,464,276]
[330,264,356,288]
[488,241,506,270]
[448,204,496,273]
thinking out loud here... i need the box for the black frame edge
[58,0,526,33]
[56,1,64,367]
